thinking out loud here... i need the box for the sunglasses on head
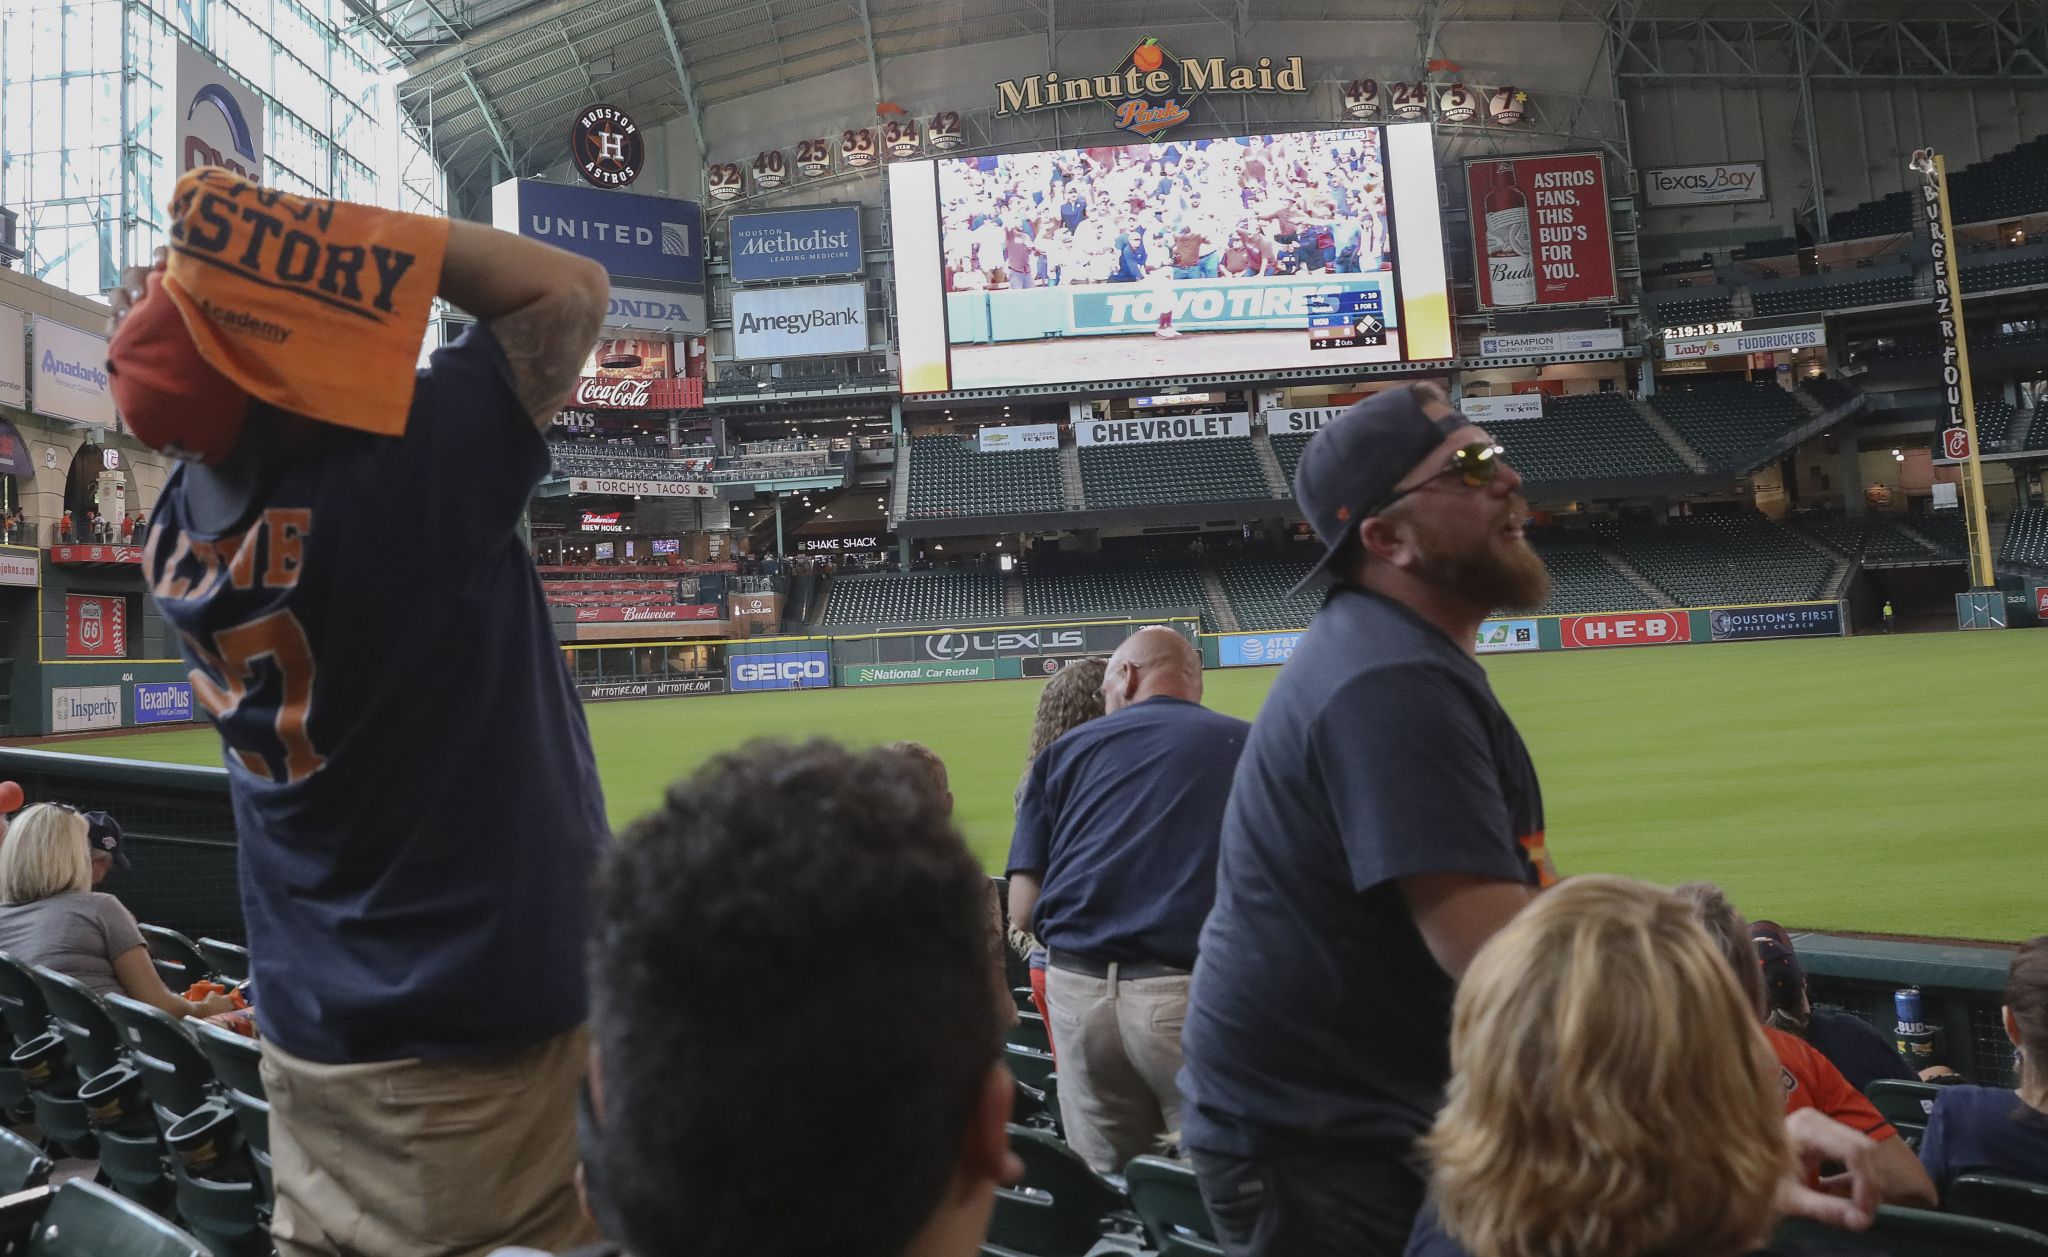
[1365,442,1507,517]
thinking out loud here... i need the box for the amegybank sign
[731,282,867,360]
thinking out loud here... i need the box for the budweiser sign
[574,604,722,623]
[569,377,705,410]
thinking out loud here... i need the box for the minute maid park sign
[995,38,1307,138]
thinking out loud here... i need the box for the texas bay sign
[994,38,1308,139]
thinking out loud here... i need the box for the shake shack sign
[995,41,1307,139]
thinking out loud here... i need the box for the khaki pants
[1044,964,1190,1173]
[261,1027,599,1257]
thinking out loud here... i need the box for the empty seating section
[1800,376,1859,411]
[551,446,712,482]
[823,571,1004,625]
[1079,439,1269,508]
[1962,252,2048,294]
[1497,394,1691,482]
[1653,293,1733,325]
[1974,399,2018,449]
[1021,560,1206,624]
[1598,514,1833,606]
[1531,539,1656,615]
[1216,556,1322,630]
[2001,507,2048,570]
[1827,190,1913,239]
[905,437,1063,519]
[1269,432,1313,489]
[1908,512,1968,559]
[1796,513,1946,564]
[1734,236,1800,261]
[1649,383,1812,471]
[1752,273,1911,316]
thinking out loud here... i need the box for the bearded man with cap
[107,168,610,1257]
[1177,382,1554,1257]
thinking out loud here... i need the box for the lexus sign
[1561,610,1691,649]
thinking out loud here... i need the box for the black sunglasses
[1366,442,1506,517]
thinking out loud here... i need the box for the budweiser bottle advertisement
[1483,163,1537,307]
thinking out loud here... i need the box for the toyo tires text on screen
[726,650,832,691]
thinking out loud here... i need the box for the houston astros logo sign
[570,104,645,189]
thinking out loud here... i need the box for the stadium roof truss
[1604,1,2048,82]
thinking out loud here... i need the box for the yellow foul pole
[1918,151,1996,587]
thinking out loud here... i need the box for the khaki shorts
[261,1027,600,1257]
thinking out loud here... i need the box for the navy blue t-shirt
[1805,1008,1916,1094]
[1180,588,1552,1155]
[1007,695,1249,971]
[145,323,609,1065]
[1919,1085,2048,1195]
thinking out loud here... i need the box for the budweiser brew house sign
[570,376,703,409]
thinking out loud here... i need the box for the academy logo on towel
[166,170,423,326]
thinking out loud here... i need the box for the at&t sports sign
[994,40,1306,138]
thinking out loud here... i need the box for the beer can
[1894,986,1936,1065]
[1894,987,1926,1031]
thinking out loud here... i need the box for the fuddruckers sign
[995,39,1307,139]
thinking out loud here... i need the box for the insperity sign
[994,39,1307,139]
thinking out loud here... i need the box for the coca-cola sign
[574,377,653,408]
[569,377,705,410]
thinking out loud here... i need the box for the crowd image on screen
[937,131,1392,292]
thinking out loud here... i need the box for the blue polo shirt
[1919,1085,2048,1196]
[146,324,608,1065]
[1806,1008,1916,1093]
[1006,695,1249,971]
[1180,588,1553,1155]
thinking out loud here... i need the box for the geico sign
[733,659,827,682]
[1561,611,1692,649]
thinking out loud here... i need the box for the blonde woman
[1009,656,1109,1047]
[1411,875,1881,1257]
[0,804,233,1019]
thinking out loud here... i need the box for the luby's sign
[994,39,1306,138]
[569,377,704,410]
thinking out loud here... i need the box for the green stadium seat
[28,968,125,1081]
[0,1126,52,1194]
[1215,556,1321,631]
[1005,1044,1055,1092]
[1124,1155,1224,1257]
[23,1180,207,1257]
[987,1125,1130,1257]
[139,926,211,991]
[1007,1012,1051,1055]
[188,1021,271,1206]
[1868,1079,1941,1145]
[1020,559,1207,625]
[194,941,248,987]
[2000,507,2048,571]
[1492,394,1691,483]
[1776,1204,2048,1255]
[1951,1175,2048,1234]
[102,995,218,1122]
[1594,512,1832,607]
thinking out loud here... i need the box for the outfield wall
[1210,600,1846,669]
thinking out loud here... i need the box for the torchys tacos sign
[994,40,1307,139]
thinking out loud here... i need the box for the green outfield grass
[40,632,2048,941]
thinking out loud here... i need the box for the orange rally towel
[162,166,451,438]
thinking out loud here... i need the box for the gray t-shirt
[0,892,146,997]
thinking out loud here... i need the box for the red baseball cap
[106,271,250,466]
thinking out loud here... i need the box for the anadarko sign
[1076,412,1248,446]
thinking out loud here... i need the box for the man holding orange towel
[110,168,612,1257]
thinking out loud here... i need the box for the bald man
[1006,627,1249,1172]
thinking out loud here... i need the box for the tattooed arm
[437,220,609,431]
